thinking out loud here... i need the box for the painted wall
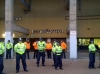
[0,0,100,38]
[77,0,100,37]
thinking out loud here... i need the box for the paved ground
[3,52,100,74]
[3,59,100,74]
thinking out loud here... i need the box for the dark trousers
[53,53,56,65]
[6,49,11,59]
[46,49,52,59]
[33,50,38,59]
[37,52,45,65]
[55,55,62,69]
[16,53,27,71]
[62,49,66,58]
[89,52,95,68]
[26,49,30,59]
[0,54,4,73]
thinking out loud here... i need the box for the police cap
[39,38,42,40]
[54,39,56,41]
[19,38,22,41]
[26,38,29,41]
[90,41,94,43]
[8,40,10,42]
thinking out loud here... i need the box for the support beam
[66,0,69,10]
[69,0,77,59]
[5,0,14,58]
[78,0,81,11]
[13,24,29,35]
[20,0,31,11]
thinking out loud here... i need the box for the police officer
[0,40,5,74]
[14,38,28,73]
[36,38,46,67]
[88,41,96,69]
[54,43,63,70]
[52,39,57,66]
[6,40,13,59]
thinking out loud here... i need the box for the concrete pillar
[69,0,77,59]
[4,0,14,58]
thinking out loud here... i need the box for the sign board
[32,29,64,34]
[70,31,76,35]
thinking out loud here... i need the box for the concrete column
[4,0,14,58]
[69,0,77,59]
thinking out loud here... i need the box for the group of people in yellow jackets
[0,38,67,74]
[32,38,67,69]
[33,39,67,59]
[1,38,100,74]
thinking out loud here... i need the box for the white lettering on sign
[70,31,76,35]
[32,29,64,34]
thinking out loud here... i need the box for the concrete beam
[66,0,69,10]
[78,0,81,11]
[20,0,31,11]
[13,24,29,35]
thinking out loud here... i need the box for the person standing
[53,43,63,70]
[0,40,5,74]
[24,38,30,59]
[6,40,13,59]
[14,38,28,73]
[52,39,57,66]
[88,41,96,69]
[36,38,46,67]
[46,41,52,59]
[61,40,67,59]
[33,41,38,59]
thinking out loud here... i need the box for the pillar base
[70,35,77,59]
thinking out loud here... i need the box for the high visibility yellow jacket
[37,41,46,51]
[88,44,96,52]
[0,43,5,55]
[14,43,26,55]
[52,45,62,55]
[6,42,13,49]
